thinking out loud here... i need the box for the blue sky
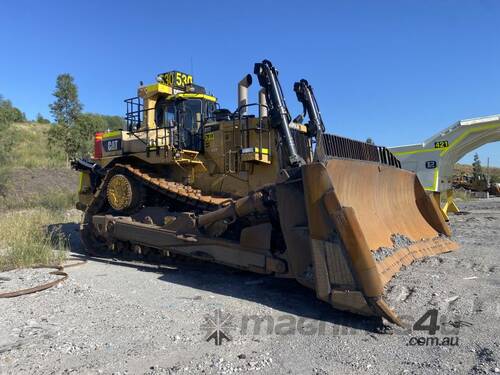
[1,0,499,165]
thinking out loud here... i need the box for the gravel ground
[0,198,499,374]
[0,269,62,293]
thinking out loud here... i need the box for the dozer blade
[300,159,459,324]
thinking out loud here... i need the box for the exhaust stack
[259,88,268,118]
[238,74,253,116]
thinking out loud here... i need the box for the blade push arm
[293,79,325,138]
[254,60,305,168]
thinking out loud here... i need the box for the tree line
[0,74,124,164]
[47,74,124,161]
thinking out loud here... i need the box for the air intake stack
[238,74,253,116]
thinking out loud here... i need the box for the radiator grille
[317,133,401,168]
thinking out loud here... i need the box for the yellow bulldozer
[73,60,458,325]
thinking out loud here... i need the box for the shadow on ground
[48,221,385,334]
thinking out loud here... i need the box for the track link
[81,163,233,254]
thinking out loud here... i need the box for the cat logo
[103,139,122,153]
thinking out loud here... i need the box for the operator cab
[125,71,218,153]
[154,91,217,151]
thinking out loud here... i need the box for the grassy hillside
[0,122,77,210]
[0,122,79,270]
[4,122,67,168]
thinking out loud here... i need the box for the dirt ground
[0,198,499,374]
[0,167,78,213]
[0,168,78,200]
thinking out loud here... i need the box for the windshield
[156,98,211,151]
[180,99,202,134]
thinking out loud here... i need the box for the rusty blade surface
[301,159,458,323]
[324,158,452,249]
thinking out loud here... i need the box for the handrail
[229,103,272,165]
